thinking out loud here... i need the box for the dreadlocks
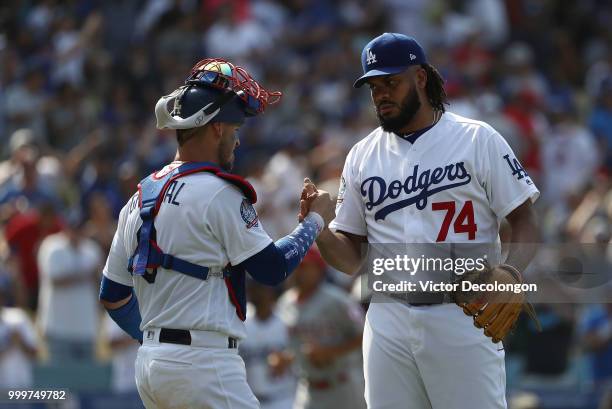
[422,64,448,112]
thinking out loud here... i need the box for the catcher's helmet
[155,59,282,130]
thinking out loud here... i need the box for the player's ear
[210,122,223,142]
[414,66,427,90]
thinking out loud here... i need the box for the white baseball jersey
[0,308,37,388]
[331,111,540,409]
[330,112,539,246]
[102,161,272,340]
[37,233,102,340]
[277,284,365,381]
[240,306,296,404]
[277,284,366,409]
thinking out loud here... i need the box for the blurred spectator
[0,128,59,212]
[51,13,103,87]
[203,2,272,66]
[541,96,599,227]
[104,315,139,393]
[564,175,612,241]
[79,145,125,218]
[251,0,290,41]
[580,304,612,385]
[46,82,90,150]
[133,0,175,40]
[276,248,366,409]
[3,68,49,141]
[36,212,102,363]
[3,202,62,310]
[590,77,612,171]
[524,305,574,377]
[451,25,494,87]
[258,147,309,238]
[464,0,509,47]
[501,43,549,101]
[0,276,37,388]
[241,282,296,409]
[0,128,37,186]
[83,191,118,253]
[474,93,524,159]
[117,161,140,204]
[381,0,433,46]
[284,0,341,57]
[503,89,549,179]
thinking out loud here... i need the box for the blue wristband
[240,213,324,285]
[276,213,323,272]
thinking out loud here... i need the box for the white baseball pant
[363,301,507,409]
[135,328,259,409]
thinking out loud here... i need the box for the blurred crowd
[1,0,612,408]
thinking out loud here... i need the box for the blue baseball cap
[354,33,427,88]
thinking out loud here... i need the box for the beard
[377,87,422,134]
[217,137,235,171]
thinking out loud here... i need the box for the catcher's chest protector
[127,161,257,321]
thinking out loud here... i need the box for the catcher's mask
[155,58,282,130]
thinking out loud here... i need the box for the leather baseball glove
[453,263,541,343]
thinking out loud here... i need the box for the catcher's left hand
[453,263,541,343]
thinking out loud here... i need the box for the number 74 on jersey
[432,200,477,242]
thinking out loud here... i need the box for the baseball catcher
[100,58,336,409]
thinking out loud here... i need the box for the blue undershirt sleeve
[100,276,143,343]
[100,275,132,302]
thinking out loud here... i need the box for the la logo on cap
[366,48,377,65]
[354,33,428,88]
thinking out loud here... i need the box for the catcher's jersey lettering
[128,193,138,213]
[164,181,185,205]
[102,163,272,340]
[330,112,540,246]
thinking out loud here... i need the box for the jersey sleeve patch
[240,198,259,229]
[502,154,533,185]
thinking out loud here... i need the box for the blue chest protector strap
[127,161,257,320]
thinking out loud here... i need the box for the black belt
[158,328,238,348]
[387,292,451,306]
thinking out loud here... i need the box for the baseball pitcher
[301,33,540,409]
